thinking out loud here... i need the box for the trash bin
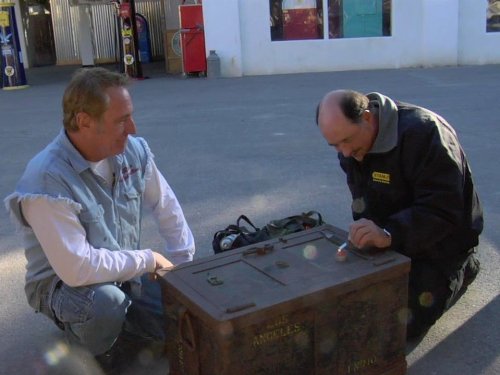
[206,50,221,79]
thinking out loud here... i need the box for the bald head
[315,90,376,161]
[316,90,369,126]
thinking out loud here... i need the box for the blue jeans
[46,275,164,355]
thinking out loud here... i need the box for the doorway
[20,0,56,66]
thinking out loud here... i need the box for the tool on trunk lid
[336,241,348,262]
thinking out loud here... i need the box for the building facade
[3,0,500,76]
[202,0,500,77]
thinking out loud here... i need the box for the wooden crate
[160,224,410,375]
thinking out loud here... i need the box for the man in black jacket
[316,90,483,339]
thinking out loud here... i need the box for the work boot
[95,331,166,375]
[94,351,118,375]
[462,253,480,288]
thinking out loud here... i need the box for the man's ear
[363,109,373,123]
[75,112,92,130]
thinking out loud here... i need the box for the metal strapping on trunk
[178,306,196,352]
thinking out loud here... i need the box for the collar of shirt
[89,158,114,186]
[57,129,124,176]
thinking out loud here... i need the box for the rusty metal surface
[162,225,410,374]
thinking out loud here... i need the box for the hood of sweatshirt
[366,92,399,154]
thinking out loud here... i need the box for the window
[270,0,323,41]
[487,0,500,32]
[270,0,391,41]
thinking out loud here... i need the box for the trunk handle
[178,306,197,352]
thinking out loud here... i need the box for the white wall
[459,0,500,65]
[202,0,243,77]
[420,0,459,66]
[203,0,500,77]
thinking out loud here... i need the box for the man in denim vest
[5,68,195,372]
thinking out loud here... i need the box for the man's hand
[349,218,391,249]
[148,252,174,280]
[152,251,174,272]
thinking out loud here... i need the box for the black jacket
[339,93,483,263]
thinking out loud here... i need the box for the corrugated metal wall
[51,0,80,64]
[90,4,117,62]
[136,1,165,60]
[50,0,165,65]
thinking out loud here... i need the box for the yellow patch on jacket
[372,171,390,184]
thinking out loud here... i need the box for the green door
[343,0,383,38]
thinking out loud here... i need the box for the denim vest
[5,130,150,310]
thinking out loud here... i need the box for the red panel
[179,4,207,73]
[181,30,207,73]
[283,9,319,40]
[180,4,204,29]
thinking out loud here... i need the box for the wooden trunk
[160,224,410,375]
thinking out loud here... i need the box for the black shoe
[463,254,480,288]
[95,332,166,375]
[95,351,119,375]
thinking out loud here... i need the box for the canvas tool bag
[212,211,325,254]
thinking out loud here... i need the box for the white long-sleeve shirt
[21,158,195,287]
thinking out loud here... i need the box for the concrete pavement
[0,62,499,374]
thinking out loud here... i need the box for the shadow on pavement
[407,295,500,375]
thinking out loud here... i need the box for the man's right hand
[152,251,174,272]
[349,218,392,249]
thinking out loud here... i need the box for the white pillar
[78,5,94,66]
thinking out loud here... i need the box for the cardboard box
[160,224,410,375]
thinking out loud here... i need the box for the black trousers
[406,251,480,339]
